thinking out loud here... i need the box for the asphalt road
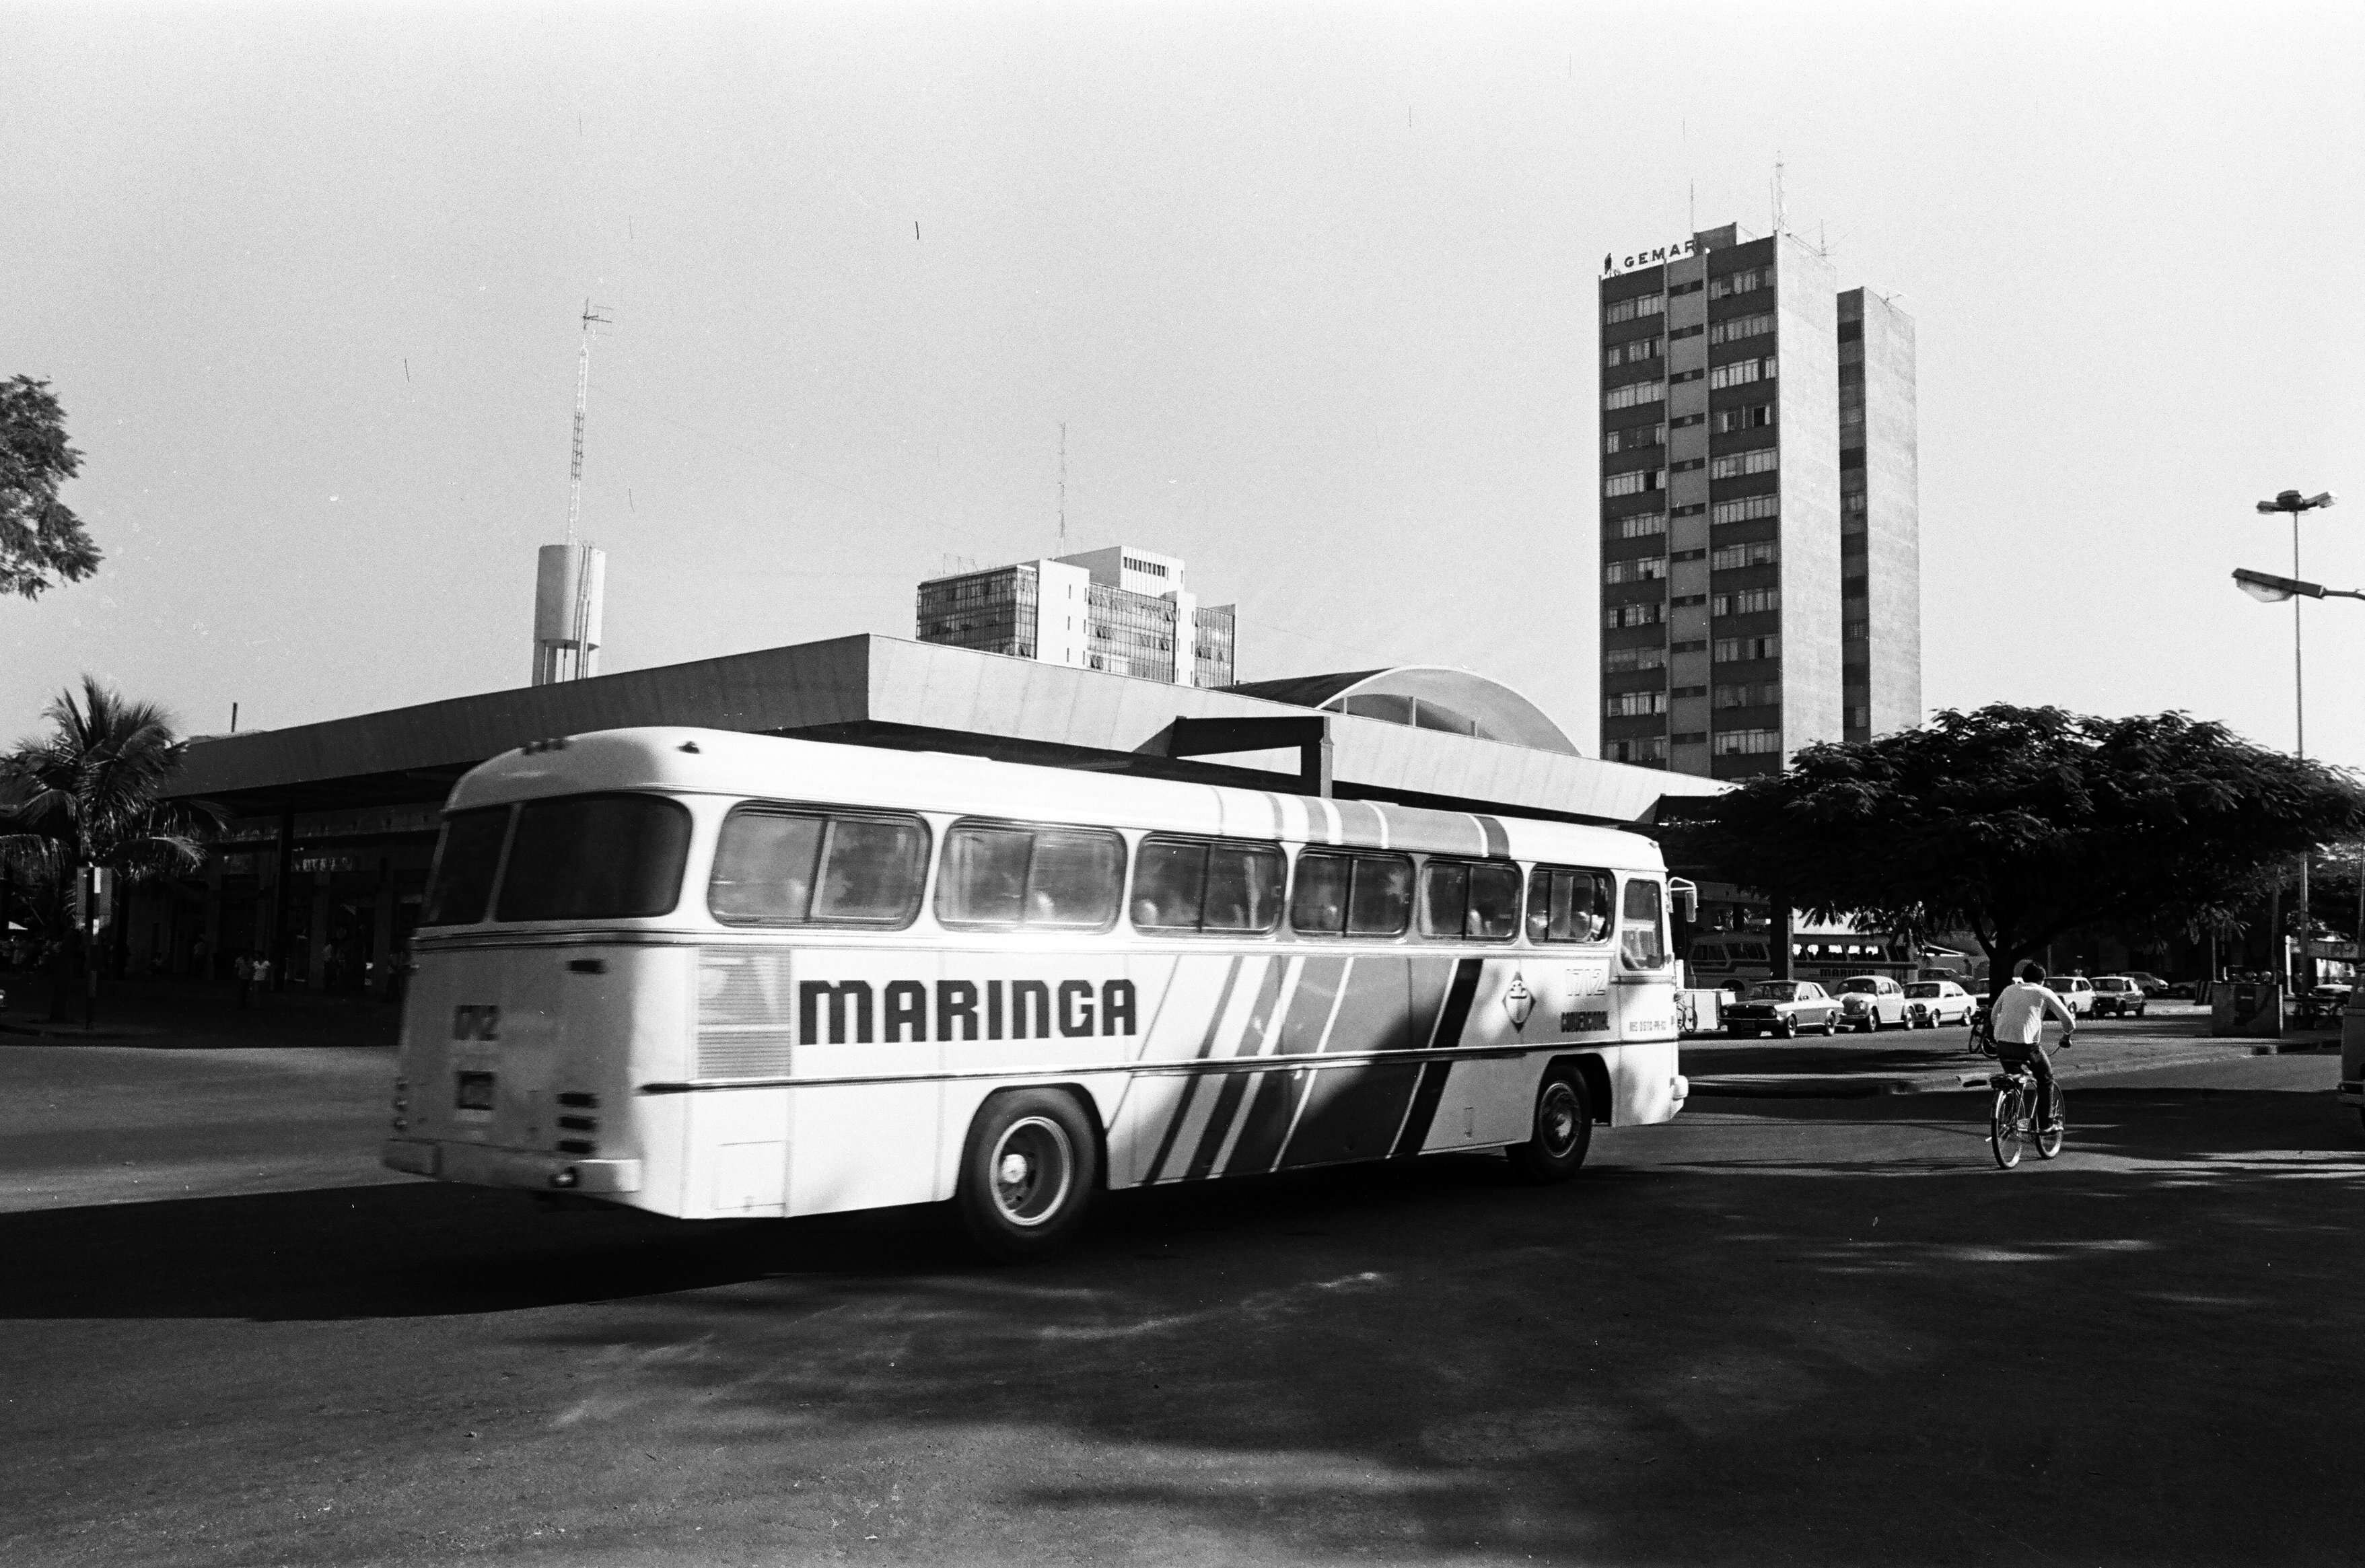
[3,1040,2362,1567]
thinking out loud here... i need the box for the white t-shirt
[1990,979,2075,1046]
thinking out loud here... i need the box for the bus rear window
[493,794,693,922]
[421,807,509,926]
[709,806,928,926]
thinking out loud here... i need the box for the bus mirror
[1670,880,1698,927]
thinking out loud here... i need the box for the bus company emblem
[451,1004,501,1042]
[1502,972,1534,1031]
[798,978,1139,1046]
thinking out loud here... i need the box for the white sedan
[2043,975,2097,1017]
[1902,978,1976,1028]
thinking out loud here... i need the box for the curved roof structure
[1225,666,1579,757]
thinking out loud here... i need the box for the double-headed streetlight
[2234,487,2339,991]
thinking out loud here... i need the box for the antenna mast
[567,299,612,545]
[1057,421,1067,551]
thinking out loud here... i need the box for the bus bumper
[382,1139,643,1195]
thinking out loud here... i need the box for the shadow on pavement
[11,1096,2365,1565]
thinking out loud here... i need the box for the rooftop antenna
[567,298,612,546]
[1773,153,1788,236]
[1057,421,1067,552]
[535,301,612,686]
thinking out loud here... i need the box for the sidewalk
[0,973,399,1050]
[1682,1007,2341,1099]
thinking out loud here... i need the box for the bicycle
[1986,1065,2066,1168]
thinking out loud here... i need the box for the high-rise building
[915,545,1238,688]
[1596,222,1919,777]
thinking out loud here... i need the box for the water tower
[532,541,604,684]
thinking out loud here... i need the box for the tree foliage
[0,676,215,899]
[1,376,102,600]
[1674,705,2365,994]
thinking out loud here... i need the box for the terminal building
[1596,221,1920,778]
[126,635,1719,997]
[915,545,1236,688]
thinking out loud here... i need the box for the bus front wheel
[956,1088,1100,1262]
[1506,1072,1592,1184]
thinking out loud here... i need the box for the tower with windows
[1596,223,1918,777]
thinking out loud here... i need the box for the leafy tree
[1675,705,2365,996]
[1,376,102,600]
[0,677,215,1015]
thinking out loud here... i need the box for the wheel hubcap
[1539,1083,1579,1157]
[989,1115,1074,1227]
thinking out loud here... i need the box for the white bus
[382,728,1691,1257]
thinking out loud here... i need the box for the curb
[1688,1042,2341,1101]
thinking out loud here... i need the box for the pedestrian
[234,952,253,1008]
[252,954,271,998]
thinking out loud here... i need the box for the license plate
[454,1071,497,1111]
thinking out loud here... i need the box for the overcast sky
[4,3,2361,770]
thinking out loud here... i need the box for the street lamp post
[2234,493,2339,992]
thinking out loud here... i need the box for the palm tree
[0,676,215,1020]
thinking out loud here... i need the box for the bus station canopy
[169,634,1718,828]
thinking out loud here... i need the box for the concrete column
[308,882,332,991]
[372,867,396,998]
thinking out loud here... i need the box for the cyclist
[1989,962,2077,1133]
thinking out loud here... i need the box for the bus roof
[447,727,1664,869]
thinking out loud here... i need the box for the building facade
[1597,223,1919,777]
[916,545,1236,688]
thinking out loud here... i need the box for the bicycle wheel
[2036,1086,2066,1160]
[1989,1086,2023,1169]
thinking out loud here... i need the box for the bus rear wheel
[1507,1072,1592,1184]
[955,1088,1100,1262]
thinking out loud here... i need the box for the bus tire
[1506,1071,1592,1185]
[955,1088,1100,1262]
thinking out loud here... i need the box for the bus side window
[1620,877,1668,968]
[1205,842,1283,932]
[1349,854,1414,937]
[710,808,927,927]
[1419,859,1521,941]
[938,820,1124,931]
[1526,865,1614,944]
[1133,838,1207,931]
[1467,862,1522,939]
[709,811,824,922]
[1418,861,1469,939]
[811,816,929,923]
[1136,836,1284,933]
[1290,852,1351,935]
[1027,828,1125,928]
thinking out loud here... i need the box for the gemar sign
[1602,238,1697,279]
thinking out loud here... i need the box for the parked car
[2090,976,2148,1018]
[2121,971,2172,998]
[2043,974,2096,1016]
[2164,979,2200,1000]
[2295,985,2352,1028]
[1721,980,1843,1038]
[1833,974,1909,1032]
[1902,978,1976,1028]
